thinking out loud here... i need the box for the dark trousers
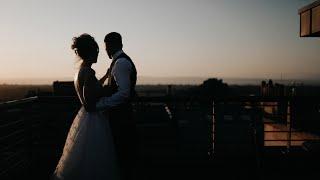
[106,104,137,180]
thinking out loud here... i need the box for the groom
[96,32,137,180]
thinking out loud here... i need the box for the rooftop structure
[299,0,320,37]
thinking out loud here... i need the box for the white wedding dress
[52,67,119,180]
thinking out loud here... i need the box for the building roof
[299,0,320,14]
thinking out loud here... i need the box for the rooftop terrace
[1,95,320,180]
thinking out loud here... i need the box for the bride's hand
[99,68,110,85]
[106,68,111,76]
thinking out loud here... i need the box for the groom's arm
[96,58,131,110]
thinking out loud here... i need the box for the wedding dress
[52,67,119,180]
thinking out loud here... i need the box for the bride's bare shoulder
[76,67,96,86]
[79,67,95,78]
[81,67,95,74]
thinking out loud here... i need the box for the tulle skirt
[52,107,120,180]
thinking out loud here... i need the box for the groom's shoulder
[114,57,132,69]
[115,56,130,65]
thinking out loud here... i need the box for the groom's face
[105,43,113,59]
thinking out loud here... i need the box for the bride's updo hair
[71,33,99,62]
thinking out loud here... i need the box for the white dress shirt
[96,50,133,110]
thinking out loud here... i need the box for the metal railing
[212,96,320,155]
[0,95,178,179]
[0,97,36,179]
[1,95,320,179]
[0,96,80,179]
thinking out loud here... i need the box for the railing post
[286,100,291,152]
[25,105,33,179]
[209,100,215,159]
[250,103,264,172]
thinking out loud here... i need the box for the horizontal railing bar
[213,95,320,102]
[0,129,25,142]
[0,97,38,108]
[264,131,300,133]
[212,113,290,119]
[2,149,26,162]
[264,140,317,141]
[216,105,286,107]
[0,119,24,129]
[0,138,26,153]
[0,159,27,177]
[263,122,288,124]
[263,114,291,117]
[1,95,320,106]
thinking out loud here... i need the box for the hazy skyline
[0,0,319,84]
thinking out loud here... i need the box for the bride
[52,34,119,180]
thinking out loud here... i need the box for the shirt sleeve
[96,58,132,110]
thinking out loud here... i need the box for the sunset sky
[0,0,319,84]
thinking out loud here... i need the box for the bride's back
[74,67,100,111]
[74,67,87,104]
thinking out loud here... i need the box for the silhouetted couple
[52,32,137,180]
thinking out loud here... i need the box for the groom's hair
[104,32,123,49]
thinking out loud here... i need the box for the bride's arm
[83,70,98,112]
[99,68,110,85]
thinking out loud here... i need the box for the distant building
[260,79,298,97]
[53,81,76,96]
[25,89,52,98]
[260,80,288,122]
[261,79,281,97]
[166,85,173,96]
